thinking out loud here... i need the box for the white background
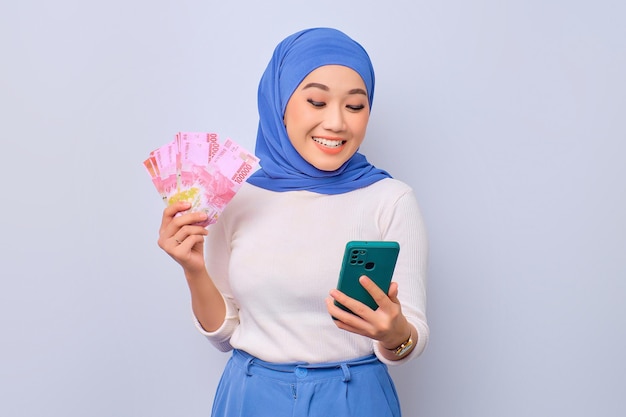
[1,1,624,416]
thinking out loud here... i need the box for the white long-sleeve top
[194,178,428,366]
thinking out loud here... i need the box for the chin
[316,165,342,172]
[310,160,346,172]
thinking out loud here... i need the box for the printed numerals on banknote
[143,132,259,227]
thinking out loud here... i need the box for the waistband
[230,349,382,383]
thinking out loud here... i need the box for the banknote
[144,132,258,226]
[144,141,178,203]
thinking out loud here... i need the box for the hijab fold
[247,28,391,195]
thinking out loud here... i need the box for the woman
[158,27,428,417]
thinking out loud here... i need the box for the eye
[346,104,366,111]
[307,98,326,108]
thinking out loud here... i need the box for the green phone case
[335,241,400,315]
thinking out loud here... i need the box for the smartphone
[334,241,400,315]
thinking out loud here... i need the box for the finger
[358,275,393,309]
[161,210,209,242]
[173,224,209,243]
[387,282,399,303]
[325,297,370,333]
[159,202,190,238]
[160,201,191,230]
[332,317,369,338]
[328,288,376,323]
[175,233,205,251]
[326,297,388,342]
[167,233,205,261]
[159,218,208,251]
[171,210,209,228]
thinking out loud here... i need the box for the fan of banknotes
[143,132,259,227]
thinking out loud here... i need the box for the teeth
[312,137,345,148]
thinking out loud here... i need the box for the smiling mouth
[312,137,346,148]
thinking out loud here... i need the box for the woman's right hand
[157,201,210,275]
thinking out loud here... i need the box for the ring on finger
[175,238,183,245]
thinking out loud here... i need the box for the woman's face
[283,65,370,172]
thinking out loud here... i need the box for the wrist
[381,322,412,350]
[184,266,210,282]
[381,325,415,358]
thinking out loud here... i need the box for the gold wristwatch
[387,331,414,357]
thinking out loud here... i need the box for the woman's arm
[157,201,226,332]
[326,186,429,363]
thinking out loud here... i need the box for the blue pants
[211,349,401,417]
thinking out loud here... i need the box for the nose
[322,105,346,132]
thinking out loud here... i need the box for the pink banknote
[144,132,258,226]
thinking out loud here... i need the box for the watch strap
[386,331,414,357]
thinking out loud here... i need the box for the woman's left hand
[326,275,412,351]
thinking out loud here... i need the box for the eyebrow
[302,82,367,96]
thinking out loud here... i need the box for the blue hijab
[246,28,391,195]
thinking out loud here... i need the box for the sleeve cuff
[373,320,429,366]
[192,294,240,352]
